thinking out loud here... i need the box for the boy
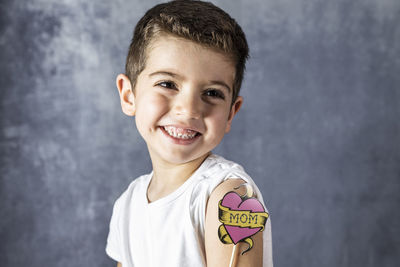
[106,1,273,266]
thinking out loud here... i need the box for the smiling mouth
[162,126,201,140]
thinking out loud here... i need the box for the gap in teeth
[164,126,197,139]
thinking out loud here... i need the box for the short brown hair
[125,0,249,104]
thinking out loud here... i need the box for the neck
[151,153,210,185]
[146,152,210,202]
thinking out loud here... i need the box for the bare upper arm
[205,178,264,267]
[117,262,122,267]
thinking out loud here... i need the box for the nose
[173,91,202,119]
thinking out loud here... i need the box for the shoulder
[206,154,247,174]
[196,155,265,203]
[190,154,266,208]
[193,154,252,189]
[189,155,252,211]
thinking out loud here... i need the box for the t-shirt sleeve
[105,197,123,262]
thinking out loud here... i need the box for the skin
[116,34,263,266]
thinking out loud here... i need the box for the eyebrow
[209,80,232,93]
[149,71,181,78]
[149,71,232,93]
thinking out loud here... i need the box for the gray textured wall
[1,0,399,266]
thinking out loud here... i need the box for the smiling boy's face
[117,34,243,166]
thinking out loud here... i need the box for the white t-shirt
[106,154,273,267]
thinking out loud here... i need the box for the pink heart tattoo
[218,191,269,254]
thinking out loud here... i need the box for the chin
[161,151,209,165]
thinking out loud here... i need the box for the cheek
[134,94,169,135]
[206,107,231,132]
[137,94,169,118]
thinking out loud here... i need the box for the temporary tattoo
[218,190,269,255]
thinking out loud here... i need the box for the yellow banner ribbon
[218,201,269,230]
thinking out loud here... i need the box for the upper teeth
[164,126,198,139]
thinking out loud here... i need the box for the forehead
[143,34,236,87]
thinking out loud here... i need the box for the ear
[116,74,135,116]
[225,96,243,133]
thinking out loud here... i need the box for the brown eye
[157,81,177,90]
[205,89,225,100]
